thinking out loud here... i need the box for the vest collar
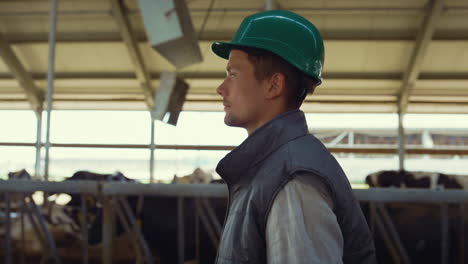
[216,109,309,185]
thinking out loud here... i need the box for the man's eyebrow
[226,65,232,72]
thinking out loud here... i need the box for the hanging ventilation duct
[152,72,189,126]
[138,0,203,68]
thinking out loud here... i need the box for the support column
[149,118,156,183]
[81,195,88,264]
[459,203,465,264]
[265,0,278,10]
[44,0,58,181]
[441,203,449,264]
[102,197,113,264]
[35,111,43,179]
[4,193,12,264]
[178,197,185,264]
[397,112,406,171]
[348,131,354,158]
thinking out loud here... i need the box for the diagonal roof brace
[111,0,154,110]
[0,33,44,113]
[397,0,445,114]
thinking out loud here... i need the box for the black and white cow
[365,170,468,264]
[366,170,467,189]
[61,169,226,264]
[3,170,81,261]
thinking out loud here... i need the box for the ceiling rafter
[0,32,43,112]
[110,0,154,110]
[0,71,467,81]
[397,0,446,114]
[1,1,468,17]
[6,31,468,43]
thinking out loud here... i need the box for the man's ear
[265,73,286,99]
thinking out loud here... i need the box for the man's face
[216,49,267,132]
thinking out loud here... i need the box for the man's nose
[216,80,226,96]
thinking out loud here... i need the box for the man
[211,10,376,264]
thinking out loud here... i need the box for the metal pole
[118,197,154,264]
[348,131,354,146]
[375,210,401,264]
[195,204,200,262]
[178,197,185,264]
[265,0,278,10]
[4,193,12,264]
[369,202,377,234]
[4,181,468,202]
[28,196,61,264]
[441,203,449,264]
[377,204,411,264]
[348,131,354,158]
[149,118,156,183]
[201,198,222,236]
[23,198,49,256]
[113,200,144,262]
[20,198,26,264]
[44,0,58,181]
[397,112,406,171]
[195,199,219,249]
[102,196,113,264]
[459,203,465,264]
[81,195,88,264]
[35,111,43,179]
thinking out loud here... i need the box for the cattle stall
[1,179,468,264]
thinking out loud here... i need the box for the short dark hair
[232,45,319,108]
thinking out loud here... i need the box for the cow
[8,202,79,256]
[365,170,468,264]
[366,170,466,189]
[59,169,226,264]
[3,169,227,263]
[172,168,214,184]
[60,170,135,231]
[2,169,84,263]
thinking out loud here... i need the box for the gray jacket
[215,109,376,264]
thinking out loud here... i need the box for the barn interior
[1,0,468,263]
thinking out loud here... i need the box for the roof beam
[2,99,468,114]
[0,71,467,83]
[397,0,445,114]
[6,31,468,43]
[3,71,468,81]
[110,0,153,110]
[0,33,43,112]
[1,2,468,17]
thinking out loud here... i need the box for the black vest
[215,110,376,264]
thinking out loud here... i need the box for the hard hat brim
[212,41,274,60]
[211,41,237,60]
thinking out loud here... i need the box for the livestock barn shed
[1,0,468,263]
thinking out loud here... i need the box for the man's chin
[224,114,241,128]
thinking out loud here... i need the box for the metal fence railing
[1,180,467,264]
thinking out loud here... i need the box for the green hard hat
[211,10,324,84]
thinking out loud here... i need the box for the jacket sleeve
[266,172,344,264]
